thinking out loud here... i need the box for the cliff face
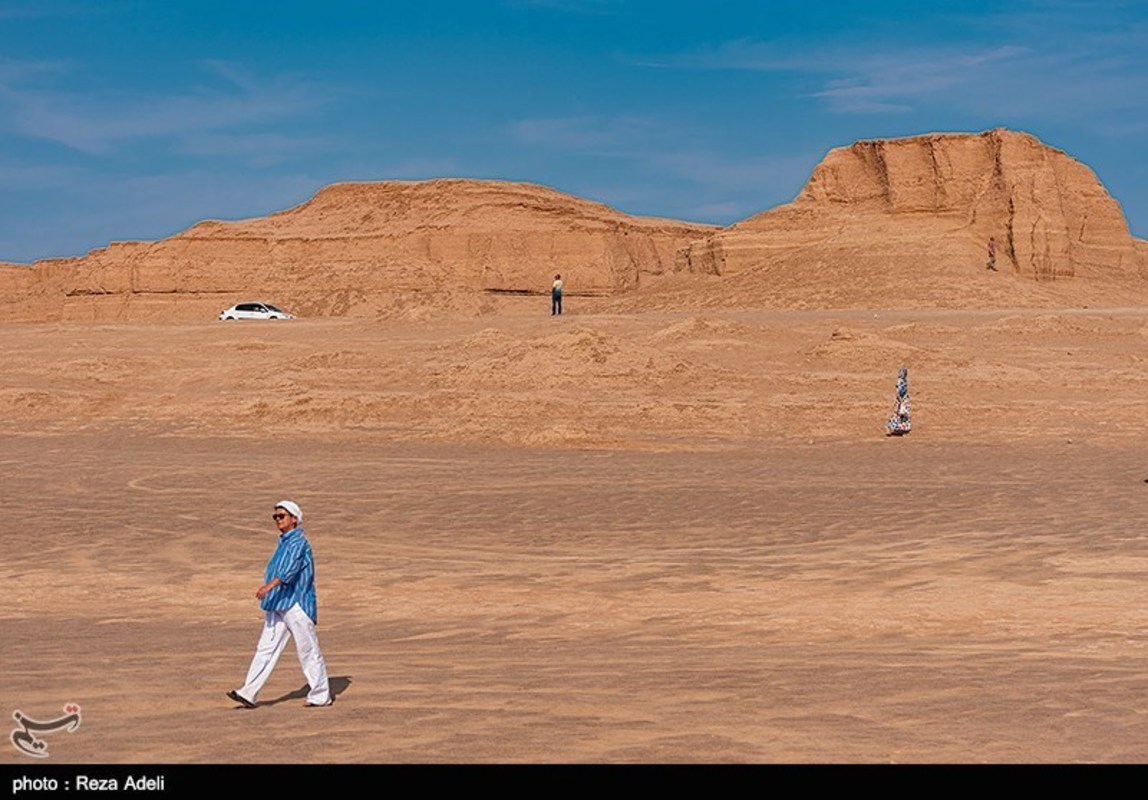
[799,129,1138,279]
[678,129,1145,301]
[0,180,715,322]
[3,129,1145,321]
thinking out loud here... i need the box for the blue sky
[2,0,1147,263]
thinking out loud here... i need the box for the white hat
[275,500,302,521]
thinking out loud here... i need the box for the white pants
[238,603,330,705]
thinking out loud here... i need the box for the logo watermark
[10,704,81,758]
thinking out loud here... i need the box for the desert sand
[3,129,1148,764]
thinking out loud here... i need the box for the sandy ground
[3,302,1148,763]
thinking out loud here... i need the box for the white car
[218,302,295,321]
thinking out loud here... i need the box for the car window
[236,303,258,312]
[265,305,284,313]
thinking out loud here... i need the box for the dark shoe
[227,690,256,709]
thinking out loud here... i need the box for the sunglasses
[272,512,290,521]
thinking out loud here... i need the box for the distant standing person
[986,236,997,271]
[551,273,564,316]
[227,500,333,708]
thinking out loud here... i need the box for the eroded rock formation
[678,129,1145,302]
[2,129,1145,321]
[0,180,714,321]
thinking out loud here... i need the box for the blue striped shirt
[260,527,319,624]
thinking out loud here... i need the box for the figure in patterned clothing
[886,367,911,436]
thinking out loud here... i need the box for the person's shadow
[260,676,351,707]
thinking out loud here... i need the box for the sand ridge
[5,303,1148,449]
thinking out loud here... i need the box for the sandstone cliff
[674,128,1147,308]
[3,129,1146,321]
[0,180,714,322]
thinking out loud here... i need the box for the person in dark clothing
[551,273,564,315]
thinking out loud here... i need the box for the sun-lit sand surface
[4,303,1148,763]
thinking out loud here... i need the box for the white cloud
[0,57,69,84]
[636,37,808,72]
[174,132,333,167]
[641,37,1037,116]
[635,3,1148,121]
[0,1,106,21]
[510,115,661,151]
[644,150,815,196]
[1,168,329,262]
[374,157,467,180]
[506,108,818,224]
[501,0,619,13]
[0,61,335,156]
[0,159,82,190]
